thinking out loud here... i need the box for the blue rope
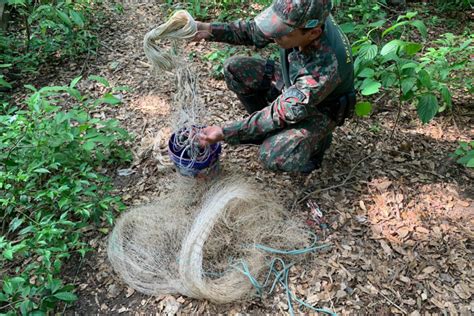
[234,233,336,316]
[254,231,331,255]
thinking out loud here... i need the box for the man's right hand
[193,22,212,41]
[198,126,224,147]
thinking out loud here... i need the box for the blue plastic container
[168,132,222,178]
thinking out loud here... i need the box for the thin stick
[293,153,375,208]
[379,291,407,315]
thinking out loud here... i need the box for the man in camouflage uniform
[197,0,355,173]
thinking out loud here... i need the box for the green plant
[203,46,236,78]
[334,0,388,40]
[434,0,472,12]
[0,76,132,314]
[1,0,101,83]
[166,0,271,21]
[452,141,474,168]
[350,11,465,124]
[419,32,474,101]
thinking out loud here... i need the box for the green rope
[233,232,336,316]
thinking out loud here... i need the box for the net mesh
[108,178,311,303]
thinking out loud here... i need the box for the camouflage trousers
[223,56,336,172]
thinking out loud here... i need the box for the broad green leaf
[98,94,121,105]
[39,86,67,93]
[7,0,26,6]
[0,76,12,89]
[53,292,78,302]
[381,72,397,88]
[405,11,418,19]
[417,69,432,89]
[440,85,452,108]
[340,22,355,34]
[369,20,386,28]
[88,75,110,87]
[3,249,13,260]
[0,292,8,302]
[48,279,62,294]
[58,197,69,209]
[358,68,375,78]
[56,10,72,27]
[355,102,372,117]
[83,141,95,151]
[381,40,403,56]
[34,168,50,174]
[70,11,84,27]
[20,299,32,315]
[360,79,381,96]
[359,44,378,61]
[9,217,23,232]
[457,151,474,166]
[3,280,13,294]
[467,158,474,168]
[404,42,423,55]
[401,62,418,70]
[75,110,89,123]
[417,93,439,124]
[401,77,417,96]
[410,20,427,38]
[24,84,37,92]
[19,225,35,235]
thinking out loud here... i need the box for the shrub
[0,76,132,314]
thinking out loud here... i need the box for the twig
[62,255,85,314]
[379,291,407,315]
[80,49,92,75]
[294,153,375,207]
[100,42,114,52]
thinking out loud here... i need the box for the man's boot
[311,133,333,169]
[236,93,268,114]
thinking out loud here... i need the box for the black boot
[236,93,268,114]
[311,133,333,169]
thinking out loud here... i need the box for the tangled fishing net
[143,10,204,127]
[108,178,312,303]
[109,10,334,314]
[143,10,210,172]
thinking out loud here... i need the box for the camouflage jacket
[209,15,354,145]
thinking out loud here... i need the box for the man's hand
[192,22,212,41]
[199,126,224,146]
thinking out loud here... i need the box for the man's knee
[259,135,312,172]
[224,56,269,95]
[260,150,312,172]
[223,56,248,93]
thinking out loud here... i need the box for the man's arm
[195,20,272,48]
[222,55,342,145]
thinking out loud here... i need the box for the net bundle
[143,10,209,171]
[107,178,312,303]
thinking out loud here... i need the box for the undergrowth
[0,76,132,314]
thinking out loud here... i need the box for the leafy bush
[1,0,102,84]
[0,76,132,314]
[453,141,474,168]
[202,46,236,78]
[166,0,272,21]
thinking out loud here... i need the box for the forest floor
[26,1,473,315]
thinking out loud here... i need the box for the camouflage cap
[255,0,332,38]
